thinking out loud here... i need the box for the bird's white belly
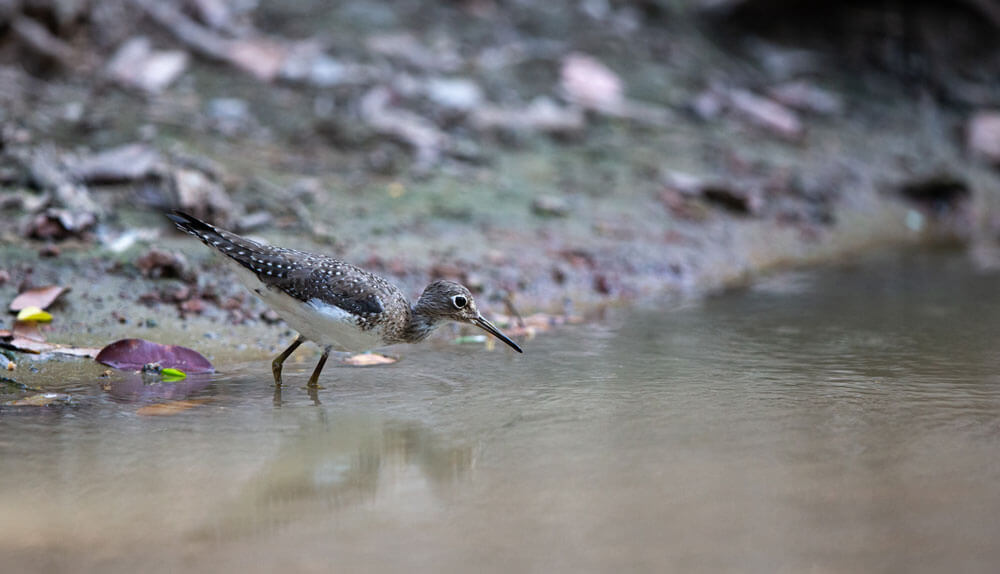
[231,264,383,352]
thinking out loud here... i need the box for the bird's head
[414,280,523,353]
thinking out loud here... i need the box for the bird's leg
[272,334,305,386]
[307,346,332,389]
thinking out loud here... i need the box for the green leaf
[161,368,187,381]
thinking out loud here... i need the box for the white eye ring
[451,295,468,309]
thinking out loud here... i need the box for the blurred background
[1,0,998,322]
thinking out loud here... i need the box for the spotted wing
[168,211,387,318]
[270,261,387,320]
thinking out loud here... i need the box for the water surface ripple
[2,250,1000,573]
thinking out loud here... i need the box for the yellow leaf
[16,307,52,322]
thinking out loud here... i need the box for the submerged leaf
[16,307,53,322]
[96,338,214,373]
[137,398,211,416]
[9,285,69,312]
[5,392,72,407]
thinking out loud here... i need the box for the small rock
[746,40,821,81]
[471,97,585,136]
[661,170,708,197]
[702,183,764,215]
[360,86,448,169]
[367,33,461,72]
[280,46,350,86]
[73,143,161,183]
[260,309,281,324]
[659,188,708,220]
[179,298,206,314]
[727,89,803,140]
[531,195,571,217]
[662,170,763,215]
[206,98,249,121]
[106,37,189,93]
[26,208,96,241]
[171,167,234,226]
[139,292,163,305]
[967,111,1000,165]
[768,80,843,116]
[560,52,624,114]
[235,210,273,232]
[220,294,244,310]
[135,248,189,280]
[206,98,252,135]
[691,89,726,120]
[26,146,102,223]
[165,285,191,303]
[425,77,483,112]
[593,273,613,295]
[189,0,233,29]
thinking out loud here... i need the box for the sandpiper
[166,211,522,387]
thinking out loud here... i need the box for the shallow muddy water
[3,249,1000,573]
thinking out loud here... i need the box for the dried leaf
[16,307,52,322]
[137,398,211,416]
[342,353,398,366]
[96,338,214,373]
[9,285,68,312]
[0,330,102,357]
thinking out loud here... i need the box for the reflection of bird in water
[208,417,476,537]
[167,211,522,388]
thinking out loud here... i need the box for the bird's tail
[166,210,265,266]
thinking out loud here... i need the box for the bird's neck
[401,305,441,343]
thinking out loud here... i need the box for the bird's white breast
[230,264,384,353]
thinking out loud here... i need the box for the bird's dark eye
[451,295,467,309]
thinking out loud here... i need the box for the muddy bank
[1,1,998,368]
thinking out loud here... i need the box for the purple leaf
[95,338,214,373]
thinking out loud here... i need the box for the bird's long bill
[473,316,523,353]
